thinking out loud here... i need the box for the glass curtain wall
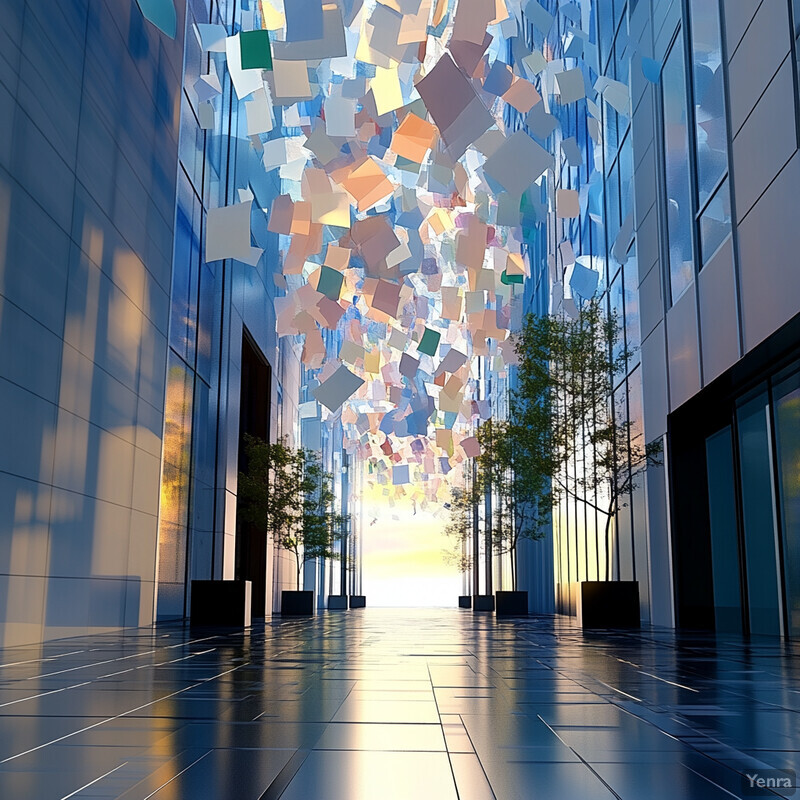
[661,29,693,304]
[773,368,800,637]
[156,0,233,618]
[687,0,731,264]
[514,0,647,614]
[700,361,800,638]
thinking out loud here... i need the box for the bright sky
[361,485,462,607]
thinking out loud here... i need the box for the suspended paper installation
[194,0,639,509]
[136,0,177,37]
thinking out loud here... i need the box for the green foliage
[512,298,663,579]
[238,435,344,590]
[476,418,551,555]
[443,474,479,574]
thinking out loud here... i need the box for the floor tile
[0,609,792,799]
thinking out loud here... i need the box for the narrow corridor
[0,610,796,798]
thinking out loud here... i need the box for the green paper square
[501,270,524,285]
[318,265,344,300]
[395,156,422,174]
[240,29,273,71]
[417,327,441,357]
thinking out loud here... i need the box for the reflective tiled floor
[0,609,798,798]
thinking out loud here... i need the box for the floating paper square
[460,436,481,458]
[555,68,585,103]
[392,464,410,485]
[570,262,599,299]
[371,280,402,317]
[317,265,344,300]
[524,0,553,33]
[556,189,580,218]
[560,137,584,167]
[240,29,273,70]
[483,131,552,195]
[312,365,365,411]
[417,327,441,357]
[399,353,420,378]
[206,201,252,262]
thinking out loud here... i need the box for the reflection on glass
[736,392,782,636]
[609,267,625,362]
[623,258,641,359]
[157,355,194,584]
[619,132,633,223]
[606,161,621,245]
[171,174,201,364]
[774,370,800,637]
[689,0,728,205]
[705,427,742,633]
[662,31,694,304]
[699,178,731,263]
[598,0,615,70]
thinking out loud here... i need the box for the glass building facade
[507,0,800,636]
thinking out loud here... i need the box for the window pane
[705,427,743,633]
[605,161,620,245]
[736,391,783,636]
[774,370,800,637]
[689,0,728,205]
[597,0,615,69]
[793,0,800,39]
[623,257,641,360]
[609,266,625,363]
[699,178,731,263]
[662,31,694,304]
[157,352,194,611]
[170,173,200,365]
[619,131,633,223]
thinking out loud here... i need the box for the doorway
[236,331,272,617]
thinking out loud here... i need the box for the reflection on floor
[0,609,797,799]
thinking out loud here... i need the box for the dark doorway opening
[237,331,272,617]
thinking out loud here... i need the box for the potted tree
[192,433,296,626]
[513,299,662,628]
[280,447,344,615]
[444,475,478,609]
[237,436,342,615]
[476,418,551,616]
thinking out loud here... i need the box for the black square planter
[458,595,472,609]
[281,590,314,615]
[473,594,495,612]
[190,580,251,627]
[349,595,366,609]
[496,590,528,616]
[578,581,640,628]
[328,595,347,610]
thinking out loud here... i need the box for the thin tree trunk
[296,551,302,591]
[604,494,616,582]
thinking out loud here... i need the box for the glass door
[705,427,743,633]
[735,391,783,636]
[773,369,800,637]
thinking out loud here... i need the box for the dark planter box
[458,595,472,609]
[281,590,314,615]
[473,594,495,612]
[496,590,528,616]
[190,580,251,627]
[578,581,640,628]
[349,595,366,609]
[328,595,347,610]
